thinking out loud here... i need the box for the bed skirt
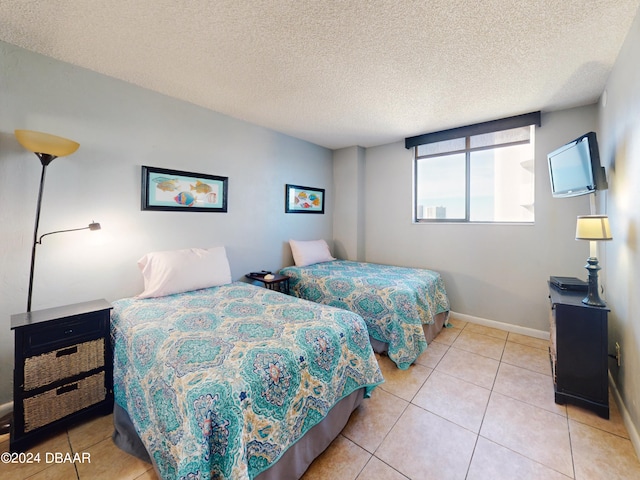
[369,311,448,355]
[112,387,365,480]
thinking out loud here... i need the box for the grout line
[65,430,81,480]
[369,455,411,479]
[465,435,481,479]
[566,415,577,479]
[371,389,411,451]
[353,449,371,480]
[335,434,372,480]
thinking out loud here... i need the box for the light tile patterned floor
[2,318,639,479]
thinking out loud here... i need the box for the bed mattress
[281,260,450,369]
[110,282,383,479]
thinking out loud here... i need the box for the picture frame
[285,184,325,214]
[141,166,228,212]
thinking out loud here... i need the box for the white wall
[360,105,599,332]
[0,42,333,404]
[598,5,640,450]
[333,146,366,261]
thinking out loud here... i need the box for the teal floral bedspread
[111,282,383,480]
[280,260,450,369]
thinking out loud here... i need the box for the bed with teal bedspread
[280,260,450,369]
[111,282,383,480]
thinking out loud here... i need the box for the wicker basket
[23,372,106,432]
[24,339,104,391]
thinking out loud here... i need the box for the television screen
[547,132,606,198]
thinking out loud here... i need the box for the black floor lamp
[15,130,101,312]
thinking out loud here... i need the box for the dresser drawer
[23,339,105,391]
[22,312,105,355]
[23,371,106,433]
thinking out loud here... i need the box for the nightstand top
[11,299,112,330]
[548,283,610,311]
[245,272,289,284]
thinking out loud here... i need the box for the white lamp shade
[576,215,612,241]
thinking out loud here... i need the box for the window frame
[413,135,534,223]
[407,112,541,224]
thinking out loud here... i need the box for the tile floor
[2,317,639,479]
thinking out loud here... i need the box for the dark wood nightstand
[10,299,113,452]
[246,272,290,294]
[548,284,609,418]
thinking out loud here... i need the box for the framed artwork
[285,184,325,214]
[141,166,228,212]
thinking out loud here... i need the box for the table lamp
[575,215,612,307]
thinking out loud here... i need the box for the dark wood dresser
[549,284,609,418]
[10,299,113,451]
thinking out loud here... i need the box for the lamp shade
[15,130,79,157]
[576,215,612,241]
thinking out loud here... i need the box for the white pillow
[137,246,232,298]
[289,239,336,267]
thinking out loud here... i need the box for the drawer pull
[57,383,78,395]
[56,346,78,357]
[64,329,74,335]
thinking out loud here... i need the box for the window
[407,112,540,223]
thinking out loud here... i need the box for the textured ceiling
[1,0,639,149]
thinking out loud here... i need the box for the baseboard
[0,401,13,418]
[609,372,640,459]
[450,311,549,340]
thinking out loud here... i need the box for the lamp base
[582,257,606,307]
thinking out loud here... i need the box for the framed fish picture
[141,166,228,212]
[285,184,325,214]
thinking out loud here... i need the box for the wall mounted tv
[547,131,608,198]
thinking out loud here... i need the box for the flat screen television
[547,131,608,198]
